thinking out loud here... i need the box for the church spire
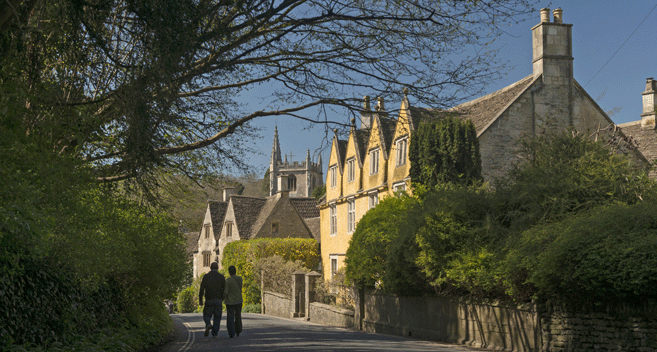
[271,125,282,163]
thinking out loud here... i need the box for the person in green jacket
[224,265,243,338]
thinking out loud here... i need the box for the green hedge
[222,238,319,303]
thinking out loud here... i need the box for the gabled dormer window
[347,158,355,183]
[370,148,379,175]
[396,137,408,167]
[330,166,337,188]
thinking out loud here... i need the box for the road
[159,313,480,352]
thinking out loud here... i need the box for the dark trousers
[203,299,223,336]
[226,303,242,337]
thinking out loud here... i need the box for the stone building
[269,126,324,198]
[318,8,654,280]
[192,129,323,278]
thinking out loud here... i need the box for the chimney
[223,187,236,202]
[641,77,657,130]
[532,8,573,82]
[360,96,372,129]
[376,97,385,111]
[277,175,290,198]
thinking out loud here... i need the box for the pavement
[158,313,481,352]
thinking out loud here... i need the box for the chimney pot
[553,8,563,23]
[646,77,656,92]
[363,96,371,110]
[540,8,550,23]
[376,97,384,111]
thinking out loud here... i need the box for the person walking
[224,265,243,338]
[199,262,225,338]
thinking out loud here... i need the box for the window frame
[369,148,380,175]
[347,198,356,234]
[346,158,355,183]
[329,203,337,236]
[368,192,379,209]
[395,137,408,167]
[330,166,337,188]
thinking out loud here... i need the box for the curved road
[159,313,480,352]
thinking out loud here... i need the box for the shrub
[177,286,199,313]
[409,116,482,188]
[345,194,419,288]
[222,238,319,303]
[504,202,657,305]
[255,255,308,296]
[242,303,261,313]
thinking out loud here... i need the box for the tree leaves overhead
[1,0,535,186]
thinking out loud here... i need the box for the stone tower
[269,126,324,197]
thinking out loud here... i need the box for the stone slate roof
[377,116,397,160]
[617,121,657,164]
[289,197,320,219]
[207,200,228,240]
[248,196,279,239]
[185,232,199,257]
[229,195,267,240]
[353,127,371,167]
[409,75,536,136]
[303,217,321,243]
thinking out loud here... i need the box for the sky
[237,1,657,178]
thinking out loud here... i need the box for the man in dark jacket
[199,262,225,338]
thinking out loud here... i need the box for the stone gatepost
[304,271,322,321]
[291,270,306,318]
[353,281,365,331]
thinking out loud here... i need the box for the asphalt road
[158,313,480,352]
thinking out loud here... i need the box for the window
[204,224,211,239]
[347,199,355,234]
[369,149,379,175]
[396,138,408,167]
[288,175,297,191]
[272,221,279,234]
[368,193,379,209]
[347,158,355,183]
[393,182,406,194]
[329,204,337,236]
[225,222,232,238]
[330,255,339,280]
[330,166,337,188]
[203,252,211,267]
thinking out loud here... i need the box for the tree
[1,0,535,192]
[409,116,482,188]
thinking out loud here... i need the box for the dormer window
[370,149,379,175]
[396,137,408,167]
[330,166,337,188]
[347,158,355,183]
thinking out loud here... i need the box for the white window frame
[368,192,379,209]
[330,166,337,188]
[369,148,379,175]
[329,204,337,236]
[347,199,355,234]
[329,254,339,280]
[396,137,408,167]
[393,182,407,194]
[347,158,355,183]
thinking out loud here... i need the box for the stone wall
[363,290,538,352]
[308,302,356,329]
[262,290,291,319]
[540,304,657,352]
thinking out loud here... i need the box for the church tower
[269,126,324,198]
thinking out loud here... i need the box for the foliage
[503,202,657,305]
[222,238,320,303]
[255,255,308,296]
[410,117,482,188]
[177,286,199,314]
[0,0,534,191]
[345,194,419,288]
[312,185,327,200]
[242,303,262,314]
[493,131,655,232]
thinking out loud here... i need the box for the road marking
[173,316,195,352]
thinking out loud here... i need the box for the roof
[229,195,267,240]
[333,135,348,173]
[247,196,279,239]
[617,121,657,164]
[289,197,320,218]
[303,217,321,243]
[185,232,199,257]
[377,116,397,160]
[208,200,228,228]
[409,75,536,136]
[353,127,371,167]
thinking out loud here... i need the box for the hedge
[222,238,319,303]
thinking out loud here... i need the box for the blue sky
[238,1,657,177]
